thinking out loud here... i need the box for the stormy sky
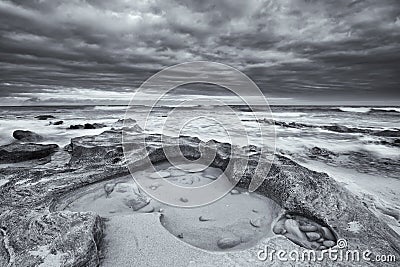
[0,0,399,105]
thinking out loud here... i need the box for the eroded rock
[0,209,103,267]
[69,123,106,130]
[13,130,43,142]
[51,120,64,125]
[0,143,58,163]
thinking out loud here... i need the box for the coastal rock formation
[265,119,400,178]
[0,143,58,163]
[230,150,399,261]
[65,130,125,166]
[13,130,43,142]
[0,127,399,266]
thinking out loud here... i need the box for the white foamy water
[94,106,128,111]
[373,107,400,113]
[339,107,371,113]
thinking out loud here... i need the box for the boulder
[66,130,123,165]
[0,143,58,163]
[13,130,43,142]
[305,232,321,241]
[69,124,85,129]
[299,225,318,232]
[52,120,64,125]
[217,236,241,249]
[84,123,106,129]
[308,146,336,159]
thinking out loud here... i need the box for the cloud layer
[0,0,399,104]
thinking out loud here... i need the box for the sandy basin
[53,161,282,264]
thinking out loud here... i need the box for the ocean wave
[370,107,400,113]
[337,107,400,114]
[272,112,307,117]
[93,106,127,111]
[338,107,371,113]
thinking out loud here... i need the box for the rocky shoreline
[0,122,399,266]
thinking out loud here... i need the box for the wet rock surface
[51,120,64,125]
[308,146,337,159]
[0,142,58,163]
[13,130,43,142]
[35,115,56,120]
[69,122,106,129]
[0,209,103,267]
[0,127,399,266]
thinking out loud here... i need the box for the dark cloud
[0,0,399,104]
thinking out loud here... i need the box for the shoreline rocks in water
[260,118,400,138]
[304,145,400,179]
[51,120,64,125]
[308,146,337,159]
[35,115,55,120]
[69,123,106,130]
[13,130,43,142]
